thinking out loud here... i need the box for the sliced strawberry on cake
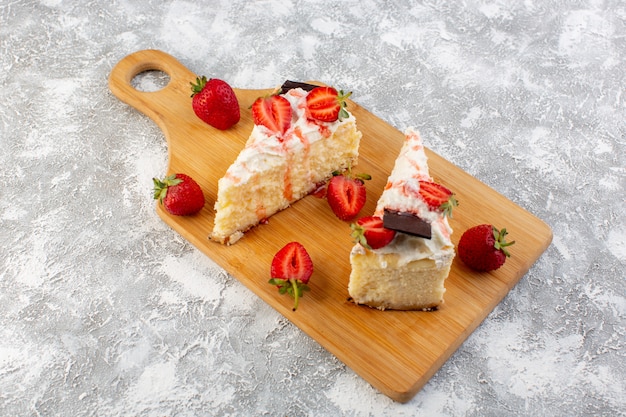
[306,86,352,122]
[417,180,458,217]
[251,94,292,136]
[351,216,396,250]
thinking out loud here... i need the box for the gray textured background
[1,1,624,416]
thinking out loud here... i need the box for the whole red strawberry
[457,224,515,272]
[191,76,240,130]
[153,173,205,216]
[268,242,314,311]
[351,216,396,250]
[326,167,371,221]
[306,86,352,122]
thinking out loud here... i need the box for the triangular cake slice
[210,81,362,244]
[348,127,455,310]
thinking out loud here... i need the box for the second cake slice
[349,127,456,310]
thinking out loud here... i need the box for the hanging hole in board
[131,70,170,92]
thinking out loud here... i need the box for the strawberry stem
[493,227,515,257]
[291,279,300,311]
[152,174,182,203]
[337,90,352,121]
[190,76,208,97]
[268,278,309,311]
[350,222,372,250]
[441,195,459,218]
[332,161,370,182]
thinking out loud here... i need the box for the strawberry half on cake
[348,127,457,310]
[210,81,362,244]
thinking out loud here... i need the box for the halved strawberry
[351,216,396,250]
[251,94,292,135]
[418,180,458,217]
[306,86,352,122]
[268,242,314,311]
[326,169,370,221]
[270,242,313,283]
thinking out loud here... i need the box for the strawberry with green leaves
[418,180,458,217]
[326,167,371,221]
[153,173,205,216]
[351,216,396,249]
[306,86,352,122]
[458,224,515,272]
[191,76,240,130]
[251,94,292,136]
[268,242,313,311]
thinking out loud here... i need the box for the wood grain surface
[109,49,553,402]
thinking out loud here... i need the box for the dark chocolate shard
[383,209,432,239]
[281,80,318,93]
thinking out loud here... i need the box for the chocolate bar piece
[281,80,317,92]
[383,209,432,239]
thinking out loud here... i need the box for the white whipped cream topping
[352,227,454,267]
[223,88,355,184]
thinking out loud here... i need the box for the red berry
[153,173,205,216]
[270,242,313,283]
[418,180,458,217]
[251,94,292,135]
[351,216,396,250]
[306,86,352,122]
[269,242,314,311]
[191,77,240,130]
[326,172,369,221]
[457,224,515,272]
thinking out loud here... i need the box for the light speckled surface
[1,1,624,416]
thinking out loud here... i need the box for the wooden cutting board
[109,49,552,403]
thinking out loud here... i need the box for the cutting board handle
[108,49,197,131]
